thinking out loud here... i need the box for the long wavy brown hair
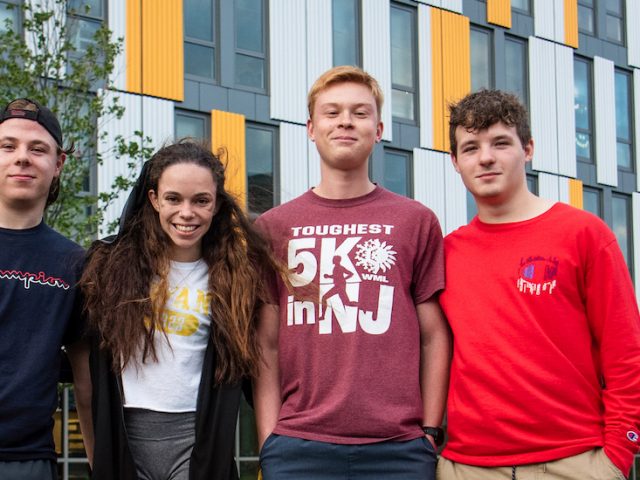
[81,139,282,384]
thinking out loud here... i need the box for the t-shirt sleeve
[411,209,445,304]
[584,229,640,476]
[62,249,88,347]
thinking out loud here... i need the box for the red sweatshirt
[439,203,640,475]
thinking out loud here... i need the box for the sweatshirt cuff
[605,429,640,476]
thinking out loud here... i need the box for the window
[611,193,633,277]
[0,0,19,32]
[184,0,215,81]
[605,0,624,44]
[246,124,277,213]
[504,36,528,105]
[511,0,530,13]
[175,111,208,140]
[67,0,103,59]
[390,4,417,122]
[332,0,360,67]
[615,70,633,170]
[574,58,593,164]
[235,0,266,90]
[470,27,492,92]
[582,186,602,217]
[578,0,595,35]
[381,150,411,197]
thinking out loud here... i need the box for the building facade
[1,0,638,478]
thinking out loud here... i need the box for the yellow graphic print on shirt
[150,286,212,337]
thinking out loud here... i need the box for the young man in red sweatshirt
[438,89,640,480]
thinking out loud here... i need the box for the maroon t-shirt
[257,187,444,444]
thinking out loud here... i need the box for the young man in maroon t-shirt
[254,66,451,480]
[438,90,640,480]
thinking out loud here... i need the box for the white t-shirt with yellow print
[121,259,211,412]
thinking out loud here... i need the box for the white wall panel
[97,90,144,235]
[280,123,309,203]
[533,0,555,41]
[627,0,640,68]
[418,5,434,149]
[444,156,467,234]
[108,0,127,90]
[142,96,174,151]
[308,138,322,189]
[555,44,576,177]
[558,176,570,204]
[594,56,618,187]
[306,0,333,95]
[635,69,640,188]
[270,0,307,124]
[538,172,560,202]
[362,0,392,141]
[413,148,446,228]
[440,0,462,13]
[553,0,564,43]
[633,192,640,305]
[529,37,558,174]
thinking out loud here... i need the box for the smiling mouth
[174,224,198,232]
[476,172,500,179]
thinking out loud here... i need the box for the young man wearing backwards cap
[0,98,93,478]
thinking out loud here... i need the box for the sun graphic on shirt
[355,239,397,274]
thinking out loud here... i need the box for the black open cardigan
[89,335,242,480]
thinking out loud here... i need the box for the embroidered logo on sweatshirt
[628,431,639,442]
[516,256,558,295]
[0,269,70,290]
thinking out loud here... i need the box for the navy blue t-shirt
[0,221,84,461]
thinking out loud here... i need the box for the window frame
[233,0,268,93]
[245,121,279,214]
[604,0,625,45]
[390,2,418,125]
[614,69,634,172]
[175,109,210,141]
[574,56,595,165]
[183,0,217,83]
[331,0,362,67]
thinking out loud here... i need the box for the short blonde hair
[307,66,384,119]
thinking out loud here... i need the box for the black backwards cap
[0,98,63,147]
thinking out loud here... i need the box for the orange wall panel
[564,0,579,48]
[487,0,512,28]
[211,110,247,207]
[569,179,584,209]
[126,0,142,93]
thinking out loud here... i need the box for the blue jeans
[260,434,437,480]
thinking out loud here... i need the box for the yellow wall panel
[569,179,584,209]
[564,0,578,48]
[487,0,512,28]
[441,11,470,153]
[142,0,184,101]
[126,0,142,93]
[431,8,445,151]
[211,110,247,207]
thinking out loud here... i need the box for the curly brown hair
[448,90,531,156]
[81,139,283,384]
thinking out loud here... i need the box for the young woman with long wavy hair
[81,140,280,480]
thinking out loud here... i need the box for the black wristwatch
[422,426,444,446]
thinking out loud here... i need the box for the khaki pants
[437,448,627,480]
